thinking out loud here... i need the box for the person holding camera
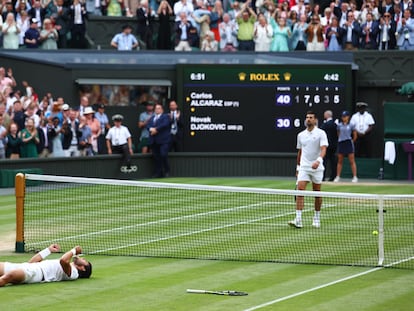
[77,115,93,156]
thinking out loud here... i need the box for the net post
[377,196,385,266]
[15,173,25,253]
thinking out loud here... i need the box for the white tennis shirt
[38,260,79,282]
[297,127,328,171]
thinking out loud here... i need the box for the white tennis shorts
[4,262,43,283]
[297,169,324,184]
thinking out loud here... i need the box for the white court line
[29,201,293,246]
[90,207,299,254]
[90,203,336,254]
[243,256,414,311]
[29,201,336,249]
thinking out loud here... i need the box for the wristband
[71,248,77,256]
[317,157,323,163]
[39,248,51,259]
[296,165,300,171]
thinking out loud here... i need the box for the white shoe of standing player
[312,217,320,228]
[288,219,303,228]
[333,176,340,182]
[352,176,358,183]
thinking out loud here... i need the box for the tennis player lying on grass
[0,244,92,287]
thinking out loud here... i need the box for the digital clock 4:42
[324,73,339,81]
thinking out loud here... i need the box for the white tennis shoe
[312,217,320,228]
[288,219,303,228]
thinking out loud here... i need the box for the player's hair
[78,262,93,279]
[306,110,316,117]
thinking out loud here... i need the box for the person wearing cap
[111,24,139,50]
[24,18,41,48]
[333,111,358,183]
[350,102,375,158]
[147,103,171,178]
[0,244,92,287]
[62,103,70,120]
[106,114,133,168]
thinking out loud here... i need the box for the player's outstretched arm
[60,246,82,277]
[28,244,61,263]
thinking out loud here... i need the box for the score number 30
[275,118,301,129]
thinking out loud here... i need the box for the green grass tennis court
[0,177,413,311]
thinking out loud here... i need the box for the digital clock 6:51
[190,73,206,81]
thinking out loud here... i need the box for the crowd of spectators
[0,0,413,51]
[0,65,179,162]
[0,66,115,159]
[0,0,87,49]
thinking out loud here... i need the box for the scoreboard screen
[177,64,353,152]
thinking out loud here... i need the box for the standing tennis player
[0,244,92,287]
[289,111,328,229]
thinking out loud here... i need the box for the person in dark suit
[168,99,183,152]
[378,11,397,50]
[36,118,50,157]
[174,12,199,51]
[28,0,46,27]
[69,0,88,49]
[147,103,171,178]
[341,10,361,50]
[136,0,154,49]
[320,110,338,181]
[49,0,71,48]
[360,12,379,50]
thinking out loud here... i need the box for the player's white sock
[314,211,320,220]
[296,210,302,221]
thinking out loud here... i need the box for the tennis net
[16,174,414,269]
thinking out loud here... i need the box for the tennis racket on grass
[186,289,248,296]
